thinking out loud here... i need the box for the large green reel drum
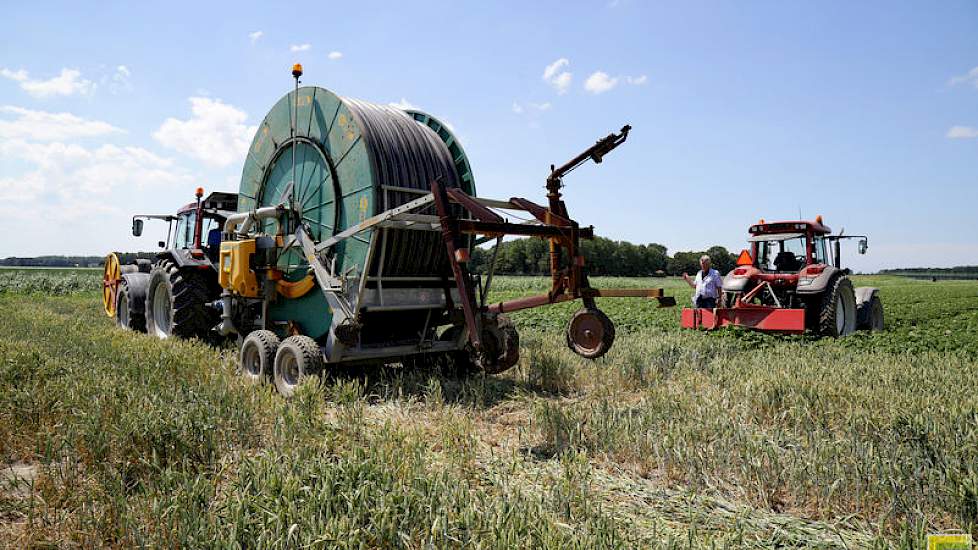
[239,87,475,339]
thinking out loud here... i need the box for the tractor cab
[131,189,238,266]
[747,219,832,274]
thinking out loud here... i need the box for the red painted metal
[681,306,806,333]
[432,180,482,348]
[750,220,831,235]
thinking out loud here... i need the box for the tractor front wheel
[816,276,857,337]
[116,276,148,332]
[857,294,884,331]
[146,260,218,339]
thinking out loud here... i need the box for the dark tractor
[102,188,237,339]
[681,216,884,337]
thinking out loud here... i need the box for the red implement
[681,306,806,334]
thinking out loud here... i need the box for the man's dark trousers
[695,296,717,309]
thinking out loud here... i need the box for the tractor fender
[722,267,756,292]
[120,272,151,315]
[854,286,878,306]
[795,266,845,295]
[156,249,213,270]
[722,273,750,292]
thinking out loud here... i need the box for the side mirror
[858,238,868,255]
[132,218,144,237]
[158,241,166,248]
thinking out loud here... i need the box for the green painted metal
[239,87,476,340]
[404,110,475,196]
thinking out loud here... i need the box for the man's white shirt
[694,268,723,300]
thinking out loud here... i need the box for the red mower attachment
[681,305,806,333]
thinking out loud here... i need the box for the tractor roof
[176,191,239,217]
[749,219,831,236]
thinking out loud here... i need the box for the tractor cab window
[813,236,829,265]
[174,211,195,249]
[758,236,807,272]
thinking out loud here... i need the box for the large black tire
[146,260,219,339]
[273,335,323,397]
[857,294,884,331]
[566,308,615,359]
[115,275,149,332]
[240,330,280,383]
[816,276,857,338]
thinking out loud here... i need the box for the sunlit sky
[1,1,976,272]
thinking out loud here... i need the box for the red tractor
[681,216,884,337]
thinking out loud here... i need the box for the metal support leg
[431,180,482,349]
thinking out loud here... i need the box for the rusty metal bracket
[432,180,482,349]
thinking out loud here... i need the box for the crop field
[1,269,977,548]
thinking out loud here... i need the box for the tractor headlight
[798,278,813,286]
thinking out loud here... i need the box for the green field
[1,270,977,548]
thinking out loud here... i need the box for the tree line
[469,237,738,276]
[1,242,738,276]
[7,246,976,278]
[0,254,155,268]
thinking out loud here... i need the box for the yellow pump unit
[219,240,259,297]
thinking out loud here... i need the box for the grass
[1,269,976,548]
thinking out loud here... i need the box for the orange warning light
[195,187,204,198]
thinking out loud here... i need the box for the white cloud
[328,51,343,60]
[249,30,264,43]
[948,66,978,89]
[0,67,96,98]
[584,71,619,94]
[153,97,257,167]
[947,125,978,139]
[513,101,551,114]
[0,139,189,205]
[290,43,311,52]
[0,68,27,82]
[542,58,572,94]
[105,65,133,94]
[0,106,123,141]
[389,98,417,110]
[626,75,648,85]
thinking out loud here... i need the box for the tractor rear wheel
[816,276,857,337]
[273,335,323,397]
[146,260,218,339]
[240,330,280,383]
[116,276,148,332]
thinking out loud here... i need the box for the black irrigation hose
[343,98,462,277]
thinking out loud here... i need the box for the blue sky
[1,1,976,272]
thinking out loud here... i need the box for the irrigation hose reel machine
[216,64,675,377]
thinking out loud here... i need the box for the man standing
[682,255,723,308]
